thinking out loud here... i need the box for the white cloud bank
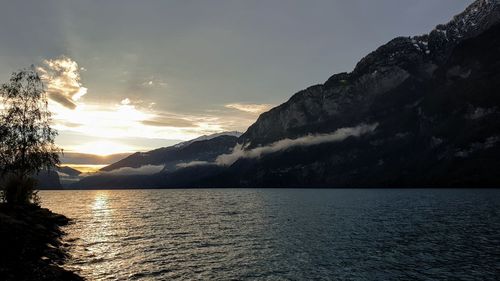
[216,123,378,166]
[225,103,273,114]
[97,165,164,176]
[176,161,210,168]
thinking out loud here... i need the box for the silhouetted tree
[0,67,61,204]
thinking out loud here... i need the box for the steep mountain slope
[240,0,500,147]
[211,0,500,187]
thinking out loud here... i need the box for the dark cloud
[49,92,77,109]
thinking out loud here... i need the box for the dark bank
[0,204,83,281]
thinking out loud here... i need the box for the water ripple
[40,189,500,281]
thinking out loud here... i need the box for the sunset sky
[0,0,472,157]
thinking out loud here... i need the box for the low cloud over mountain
[216,123,378,166]
[97,165,164,176]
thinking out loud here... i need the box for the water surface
[40,189,500,280]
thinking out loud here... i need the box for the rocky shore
[0,204,83,281]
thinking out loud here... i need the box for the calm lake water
[40,189,500,281]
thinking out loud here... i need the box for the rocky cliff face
[240,0,500,148]
[217,0,500,187]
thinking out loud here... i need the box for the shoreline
[0,204,83,281]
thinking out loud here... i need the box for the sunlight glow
[69,141,136,156]
[63,164,109,173]
[40,56,267,155]
[49,100,229,148]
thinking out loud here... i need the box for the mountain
[100,133,240,172]
[72,134,239,188]
[173,131,242,148]
[212,0,500,187]
[71,165,227,189]
[58,166,82,177]
[241,0,500,147]
[8,167,78,190]
[34,170,62,189]
[55,166,82,187]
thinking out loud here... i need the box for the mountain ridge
[95,134,239,172]
[240,0,500,148]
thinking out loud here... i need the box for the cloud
[98,165,164,176]
[50,99,233,143]
[121,98,131,105]
[58,121,82,128]
[38,56,87,109]
[141,78,168,88]
[141,115,196,128]
[216,123,378,166]
[225,103,274,114]
[49,92,81,109]
[176,161,211,168]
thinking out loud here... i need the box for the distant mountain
[55,166,82,187]
[25,167,81,190]
[100,133,240,172]
[71,165,227,189]
[58,166,82,177]
[173,131,242,148]
[73,134,239,187]
[34,170,62,189]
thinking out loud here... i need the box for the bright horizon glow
[48,95,265,155]
[65,141,137,156]
[62,164,108,173]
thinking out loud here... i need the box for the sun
[71,141,135,156]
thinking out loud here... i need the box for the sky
[0,0,473,157]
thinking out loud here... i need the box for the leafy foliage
[0,174,40,205]
[0,68,60,204]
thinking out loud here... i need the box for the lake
[40,189,500,280]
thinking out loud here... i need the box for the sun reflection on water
[87,191,117,278]
[92,192,110,212]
